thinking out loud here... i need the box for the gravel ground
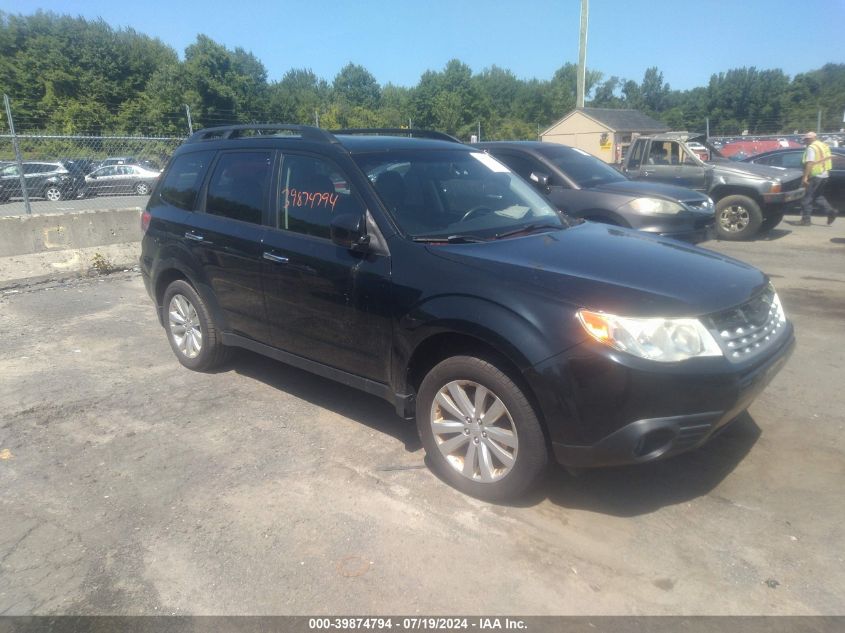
[0,216,843,616]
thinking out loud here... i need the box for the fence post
[185,104,193,135]
[3,94,32,215]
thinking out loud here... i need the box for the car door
[91,166,120,195]
[634,141,708,192]
[260,152,392,382]
[114,165,134,193]
[183,149,274,343]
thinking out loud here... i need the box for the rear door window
[205,151,273,225]
[159,151,215,211]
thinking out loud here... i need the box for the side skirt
[222,332,415,420]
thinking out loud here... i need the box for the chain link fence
[0,132,185,217]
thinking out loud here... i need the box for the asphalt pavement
[0,218,843,615]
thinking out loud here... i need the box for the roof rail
[185,124,340,144]
[330,128,462,144]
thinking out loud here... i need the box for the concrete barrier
[0,208,142,285]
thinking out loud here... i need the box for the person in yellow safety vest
[799,131,837,225]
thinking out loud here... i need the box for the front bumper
[763,188,804,204]
[527,324,795,468]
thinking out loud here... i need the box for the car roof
[337,135,469,153]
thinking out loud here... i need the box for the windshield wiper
[412,234,487,244]
[493,223,562,240]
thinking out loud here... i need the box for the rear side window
[160,151,215,210]
[205,151,273,225]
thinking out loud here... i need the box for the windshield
[537,145,626,188]
[354,149,565,239]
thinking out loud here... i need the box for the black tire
[135,182,151,195]
[416,355,548,501]
[759,209,785,233]
[714,195,763,240]
[161,279,229,371]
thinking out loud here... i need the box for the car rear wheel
[715,195,762,240]
[416,355,548,501]
[135,182,151,195]
[162,280,229,371]
[44,185,63,202]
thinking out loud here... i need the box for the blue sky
[6,0,845,90]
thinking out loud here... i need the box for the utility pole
[817,108,822,134]
[4,94,31,215]
[315,109,320,127]
[478,121,481,142]
[706,117,710,140]
[184,104,193,135]
[576,0,589,109]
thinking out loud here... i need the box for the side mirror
[330,214,370,251]
[529,171,550,188]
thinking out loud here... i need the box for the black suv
[474,141,715,243]
[141,125,794,500]
[0,160,85,202]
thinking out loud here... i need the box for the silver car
[83,164,160,197]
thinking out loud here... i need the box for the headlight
[769,181,782,193]
[577,309,723,362]
[625,197,684,215]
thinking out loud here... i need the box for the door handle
[184,232,204,242]
[642,171,652,176]
[263,252,289,264]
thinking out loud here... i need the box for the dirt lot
[1,217,843,616]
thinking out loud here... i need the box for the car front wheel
[714,195,762,240]
[416,355,548,501]
[162,280,229,371]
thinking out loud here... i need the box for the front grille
[707,286,787,362]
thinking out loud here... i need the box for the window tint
[538,145,626,188]
[278,154,362,239]
[205,151,272,225]
[627,141,645,169]
[160,150,215,211]
[492,152,556,186]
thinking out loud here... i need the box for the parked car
[622,132,805,240]
[0,160,85,202]
[474,141,715,243]
[742,147,845,213]
[141,125,794,500]
[83,164,161,197]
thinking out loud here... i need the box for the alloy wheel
[45,186,62,202]
[429,380,519,482]
[719,205,750,233]
[168,294,203,359]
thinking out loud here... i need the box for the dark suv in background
[141,125,794,500]
[475,141,715,243]
[0,160,85,202]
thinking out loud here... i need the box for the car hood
[708,159,803,182]
[592,179,709,202]
[427,222,768,317]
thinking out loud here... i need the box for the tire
[44,185,63,202]
[714,195,763,240]
[416,355,548,501]
[135,182,151,195]
[162,280,229,371]
[759,209,785,233]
